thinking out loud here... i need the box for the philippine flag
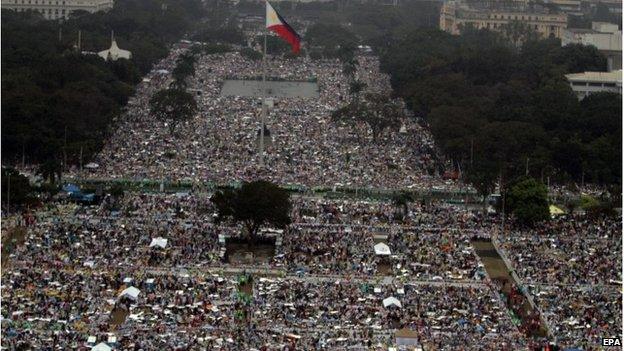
[266,1,301,54]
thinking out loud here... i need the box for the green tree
[36,159,63,185]
[506,177,550,225]
[392,191,413,218]
[172,53,197,87]
[554,44,607,73]
[500,21,539,48]
[332,93,402,142]
[149,88,198,135]
[1,167,34,209]
[464,157,499,212]
[240,47,262,61]
[348,80,366,99]
[305,23,358,60]
[210,180,292,240]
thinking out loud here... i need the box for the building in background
[440,0,568,39]
[563,22,622,71]
[1,0,113,20]
[585,0,622,14]
[565,70,622,99]
[544,0,583,15]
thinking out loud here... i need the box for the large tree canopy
[149,88,198,135]
[2,0,205,166]
[332,93,403,142]
[505,177,550,225]
[211,181,292,240]
[377,27,620,186]
[1,167,35,210]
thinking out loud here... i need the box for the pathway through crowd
[472,239,550,339]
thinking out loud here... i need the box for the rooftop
[565,70,622,82]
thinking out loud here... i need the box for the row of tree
[376,27,620,197]
[2,0,205,166]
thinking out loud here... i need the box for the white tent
[98,34,131,61]
[85,162,99,169]
[92,343,112,351]
[382,296,402,308]
[374,243,391,256]
[119,286,140,301]
[149,237,168,249]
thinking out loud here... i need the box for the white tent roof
[374,243,391,256]
[382,296,402,308]
[119,286,140,300]
[98,38,131,61]
[149,237,168,249]
[92,343,112,351]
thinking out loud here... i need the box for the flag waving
[266,1,301,54]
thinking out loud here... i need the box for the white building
[98,34,131,61]
[1,0,113,20]
[562,22,622,71]
[565,70,622,100]
[544,0,582,16]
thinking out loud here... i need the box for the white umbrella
[149,237,168,249]
[119,286,140,301]
[92,343,112,351]
[382,297,402,308]
[374,243,391,256]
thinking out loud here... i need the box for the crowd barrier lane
[66,176,479,201]
[490,234,555,339]
[6,260,489,288]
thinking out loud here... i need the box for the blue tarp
[62,184,81,194]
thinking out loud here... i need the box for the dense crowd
[528,285,621,349]
[253,278,526,350]
[4,37,622,350]
[1,192,527,350]
[3,190,622,349]
[81,45,456,190]
[496,217,621,285]
[495,216,622,348]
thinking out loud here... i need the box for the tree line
[1,0,205,167]
[376,27,620,197]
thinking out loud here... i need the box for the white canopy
[149,237,168,249]
[119,286,140,301]
[382,296,402,308]
[98,36,132,61]
[374,243,391,256]
[92,343,112,351]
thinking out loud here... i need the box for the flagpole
[259,31,267,167]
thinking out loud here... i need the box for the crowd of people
[3,35,622,350]
[2,188,621,349]
[81,43,455,190]
[495,216,622,348]
[528,284,621,349]
[2,191,526,349]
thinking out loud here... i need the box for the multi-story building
[563,22,622,71]
[586,0,622,14]
[1,0,113,20]
[565,70,622,99]
[545,0,583,15]
[440,0,568,39]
